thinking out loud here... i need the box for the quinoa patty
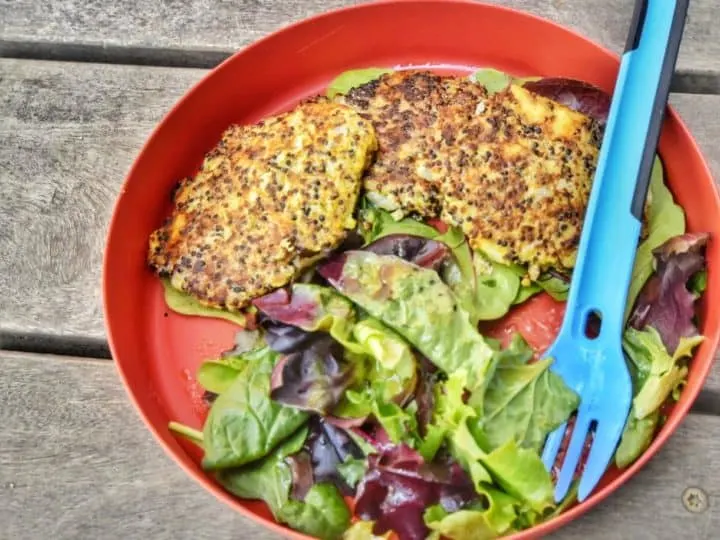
[148,99,378,310]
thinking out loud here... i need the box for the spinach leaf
[217,426,308,510]
[471,335,579,452]
[202,347,309,470]
[326,68,392,98]
[513,282,542,305]
[470,252,521,320]
[161,277,251,326]
[535,274,569,301]
[219,427,350,539]
[625,158,686,321]
[277,484,351,540]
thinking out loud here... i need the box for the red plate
[103,1,720,538]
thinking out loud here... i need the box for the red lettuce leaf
[269,333,355,415]
[629,233,709,352]
[253,287,319,328]
[364,234,450,270]
[355,444,477,540]
[524,77,611,124]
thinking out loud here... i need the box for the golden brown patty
[148,99,377,311]
[340,70,602,277]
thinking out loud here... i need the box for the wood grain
[2,58,720,351]
[1,0,719,93]
[1,350,719,539]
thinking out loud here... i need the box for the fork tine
[554,411,591,502]
[577,417,627,502]
[541,421,567,471]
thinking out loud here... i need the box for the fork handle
[559,0,689,340]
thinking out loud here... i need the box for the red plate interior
[103,1,720,538]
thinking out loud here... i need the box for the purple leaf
[415,358,439,436]
[263,320,322,354]
[253,287,319,329]
[304,417,364,496]
[364,234,450,270]
[524,77,611,124]
[355,444,477,540]
[287,450,314,500]
[270,334,355,415]
[629,233,709,352]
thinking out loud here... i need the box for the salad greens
[615,327,704,467]
[624,158,686,321]
[326,67,392,98]
[202,347,309,470]
[161,277,251,327]
[163,66,710,540]
[473,335,579,452]
[321,251,496,394]
[218,427,352,540]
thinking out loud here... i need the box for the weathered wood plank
[0,59,205,350]
[2,58,720,350]
[1,0,719,92]
[1,350,718,539]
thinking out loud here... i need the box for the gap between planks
[1,341,719,417]
[1,39,719,95]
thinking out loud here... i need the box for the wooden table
[1,1,719,538]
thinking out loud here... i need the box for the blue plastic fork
[541,0,690,503]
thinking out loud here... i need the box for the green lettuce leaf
[328,251,495,393]
[625,159,686,320]
[614,411,660,469]
[445,250,520,323]
[615,327,704,467]
[689,269,708,297]
[432,372,555,513]
[162,277,250,326]
[337,456,367,489]
[470,68,541,94]
[471,335,579,452]
[624,327,703,419]
[202,347,309,470]
[342,521,391,539]
[424,487,519,539]
[535,275,569,301]
[360,205,514,324]
[471,68,513,94]
[327,68,392,98]
[359,205,440,244]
